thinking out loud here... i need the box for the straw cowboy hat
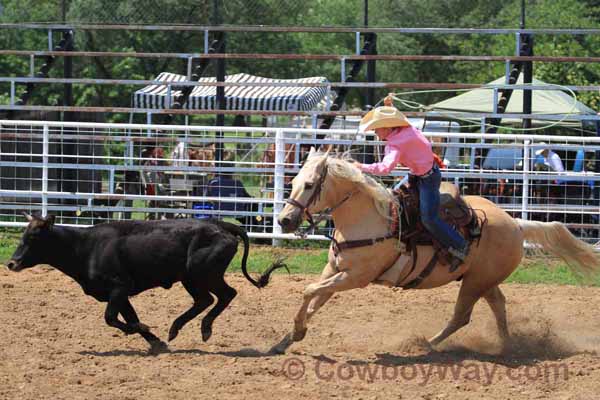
[359,106,411,133]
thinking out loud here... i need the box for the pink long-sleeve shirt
[359,126,434,176]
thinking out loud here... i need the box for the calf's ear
[23,212,34,222]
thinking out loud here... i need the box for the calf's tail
[222,222,288,288]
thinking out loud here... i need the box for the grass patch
[230,245,327,275]
[505,257,600,286]
[0,230,21,263]
[235,246,600,286]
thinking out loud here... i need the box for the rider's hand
[383,94,394,106]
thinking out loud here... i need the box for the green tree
[1,0,600,121]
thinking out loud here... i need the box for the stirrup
[448,244,469,260]
[448,244,469,273]
[449,257,463,273]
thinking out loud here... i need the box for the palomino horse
[273,149,600,353]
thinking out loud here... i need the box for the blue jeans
[417,165,467,250]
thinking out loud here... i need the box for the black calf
[6,213,285,351]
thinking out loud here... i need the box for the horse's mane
[305,152,396,220]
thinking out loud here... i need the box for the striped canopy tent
[133,72,330,111]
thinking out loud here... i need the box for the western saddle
[393,177,483,277]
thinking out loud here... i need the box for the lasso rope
[378,83,581,133]
[338,82,582,188]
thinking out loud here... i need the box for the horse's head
[277,147,332,233]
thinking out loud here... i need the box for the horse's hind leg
[429,284,482,347]
[168,280,214,342]
[483,285,509,342]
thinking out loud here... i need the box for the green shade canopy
[430,74,596,127]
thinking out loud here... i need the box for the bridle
[285,157,400,265]
[285,162,355,237]
[285,163,328,235]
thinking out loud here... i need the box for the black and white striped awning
[133,72,329,111]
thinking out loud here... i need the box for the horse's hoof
[269,334,293,355]
[425,338,439,350]
[292,328,307,342]
[269,344,287,355]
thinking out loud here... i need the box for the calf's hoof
[149,340,169,355]
[167,326,180,342]
[201,327,213,342]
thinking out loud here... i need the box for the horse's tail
[515,218,600,277]
[220,221,288,288]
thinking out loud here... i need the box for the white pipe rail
[1,120,600,243]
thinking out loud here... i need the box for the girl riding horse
[356,102,469,272]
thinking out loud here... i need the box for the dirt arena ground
[2,266,600,400]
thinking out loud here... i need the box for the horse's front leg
[298,262,338,331]
[292,272,349,341]
[306,292,333,323]
[271,264,374,354]
[270,272,349,354]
